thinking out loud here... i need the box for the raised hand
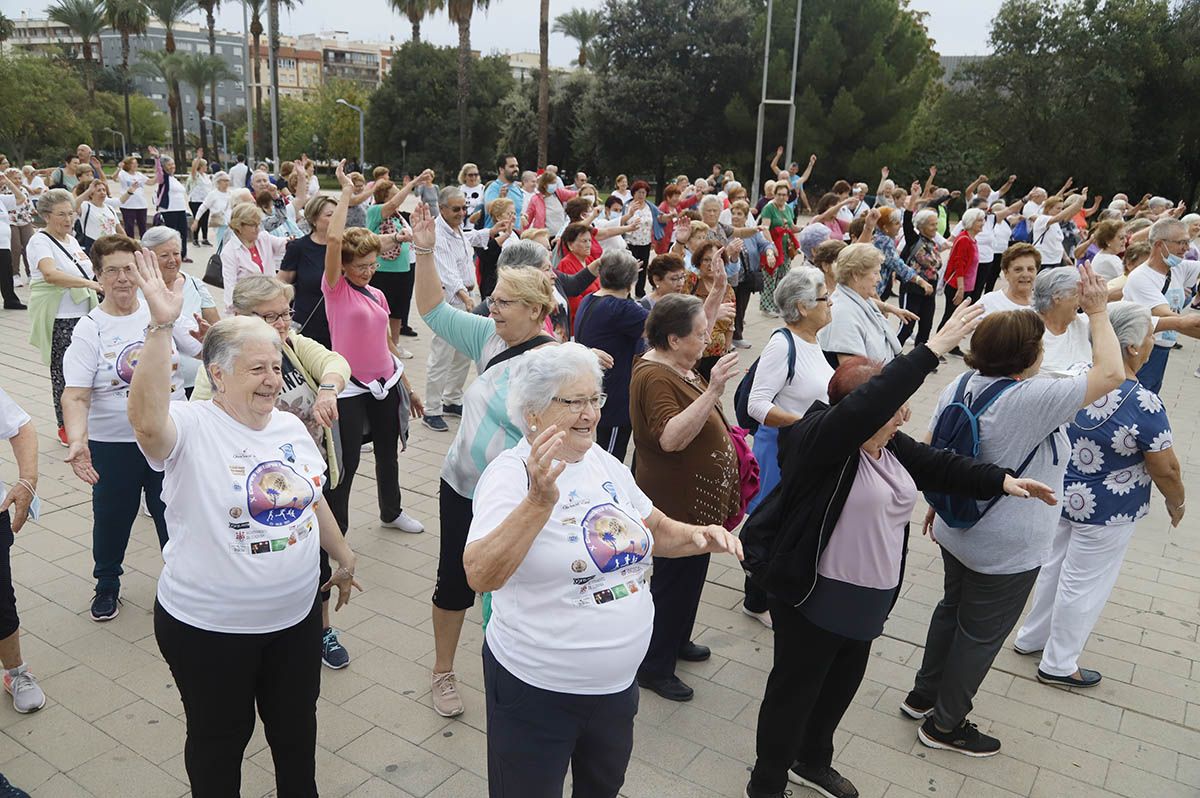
[1076,262,1108,315]
[926,300,985,357]
[929,165,937,177]
[410,201,436,250]
[188,312,212,344]
[706,351,740,394]
[880,166,890,179]
[335,159,353,191]
[525,425,567,508]
[130,249,183,326]
[808,153,817,166]
[775,145,784,156]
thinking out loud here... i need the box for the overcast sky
[3,0,1003,65]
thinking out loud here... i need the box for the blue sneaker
[0,773,30,797]
[422,415,449,432]
[90,589,120,622]
[321,627,350,669]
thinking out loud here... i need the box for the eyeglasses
[447,205,467,213]
[485,296,519,310]
[49,210,75,220]
[665,273,687,284]
[101,265,133,276]
[550,394,607,413]
[345,262,376,273]
[814,295,831,303]
[253,309,294,324]
[465,172,479,177]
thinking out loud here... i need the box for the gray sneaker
[4,666,45,714]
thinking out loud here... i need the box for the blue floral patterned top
[873,230,919,294]
[1062,379,1173,526]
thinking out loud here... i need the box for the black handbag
[203,235,227,288]
[74,205,96,253]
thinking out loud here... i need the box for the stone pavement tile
[1122,607,1199,642]
[1051,715,1177,779]
[0,750,60,794]
[113,657,183,718]
[629,723,704,775]
[248,744,373,797]
[1105,761,1200,798]
[58,629,161,681]
[840,702,924,754]
[159,750,276,796]
[351,777,418,797]
[1005,676,1124,731]
[350,585,432,629]
[27,772,94,797]
[870,635,919,667]
[12,530,87,565]
[880,614,933,648]
[344,683,452,746]
[708,657,768,698]
[976,721,1109,788]
[1030,767,1124,798]
[964,688,1059,737]
[1140,629,1200,663]
[5,704,117,772]
[314,697,376,752]
[11,632,80,681]
[65,745,186,797]
[675,671,750,722]
[836,736,965,797]
[956,778,1026,798]
[675,649,729,682]
[419,722,488,779]
[1186,703,1200,730]
[426,768,488,798]
[615,756,725,798]
[689,627,772,673]
[1177,754,1200,788]
[1089,616,1147,646]
[679,747,755,798]
[16,600,96,648]
[36,663,139,723]
[338,726,458,798]
[1085,677,1187,724]
[665,703,757,763]
[93,699,184,765]
[1119,710,1200,756]
[910,742,1038,795]
[881,786,929,798]
[1104,586,1155,612]
[350,614,436,662]
[317,666,377,705]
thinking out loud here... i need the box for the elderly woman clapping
[126,251,360,796]
[464,342,742,798]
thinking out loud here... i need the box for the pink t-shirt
[321,276,395,383]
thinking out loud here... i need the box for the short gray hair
[1107,301,1152,349]
[37,188,73,216]
[497,239,551,270]
[913,208,938,231]
[1181,212,1200,226]
[597,250,639,290]
[775,266,825,324]
[506,342,602,434]
[438,185,463,206]
[698,195,722,213]
[1148,196,1171,209]
[201,317,282,384]
[141,225,181,250]
[1032,266,1079,313]
[961,208,986,229]
[231,275,294,314]
[1149,217,1186,243]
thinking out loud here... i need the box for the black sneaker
[677,641,710,662]
[900,690,934,719]
[321,627,350,669]
[422,415,449,432]
[443,403,464,417]
[90,589,121,622]
[918,716,1000,757]
[744,781,791,798]
[0,772,30,798]
[788,764,858,798]
[399,326,419,337]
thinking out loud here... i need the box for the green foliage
[0,11,16,43]
[496,70,598,170]
[276,80,372,162]
[553,8,603,67]
[85,91,170,148]
[367,42,515,177]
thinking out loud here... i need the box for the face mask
[1166,253,1183,268]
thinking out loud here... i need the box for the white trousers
[1015,516,1137,677]
[424,334,472,415]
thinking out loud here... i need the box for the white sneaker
[139,493,151,517]
[382,510,424,534]
[13,275,26,288]
[4,666,46,713]
[360,442,374,453]
[398,347,414,359]
[742,605,773,629]
[732,338,752,350]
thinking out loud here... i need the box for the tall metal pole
[751,0,775,206]
[267,0,280,169]
[784,0,803,169]
[205,117,228,169]
[336,99,365,168]
[242,0,255,163]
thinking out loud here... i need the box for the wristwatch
[318,383,337,393]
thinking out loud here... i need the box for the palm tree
[144,0,199,157]
[134,49,183,150]
[48,0,107,101]
[178,52,235,156]
[246,0,265,154]
[103,0,150,151]
[0,11,16,44]
[389,0,443,44]
[267,0,300,162]
[196,0,219,150]
[536,0,549,166]
[446,0,489,164]
[553,8,601,68]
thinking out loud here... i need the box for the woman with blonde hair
[458,162,484,230]
[819,243,902,364]
[116,155,149,238]
[221,203,290,312]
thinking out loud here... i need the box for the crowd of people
[0,138,1195,798]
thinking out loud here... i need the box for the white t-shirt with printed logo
[1122,260,1200,347]
[143,401,326,633]
[469,438,656,695]
[26,232,95,318]
[62,304,199,442]
[0,385,31,509]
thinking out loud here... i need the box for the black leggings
[50,316,80,428]
[897,282,937,346]
[324,387,404,533]
[188,202,210,242]
[936,283,961,334]
[639,553,710,679]
[0,512,19,640]
[733,278,754,340]
[0,250,17,307]
[160,210,189,258]
[629,244,652,297]
[433,480,476,611]
[155,598,321,798]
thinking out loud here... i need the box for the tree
[278,79,369,162]
[196,0,220,151]
[0,53,90,162]
[0,11,15,43]
[553,8,602,68]
[48,0,107,101]
[246,0,265,154]
[445,0,491,163]
[390,0,444,44]
[178,52,235,157]
[368,41,515,176]
[133,49,184,148]
[497,69,597,170]
[102,0,150,152]
[145,0,199,158]
[267,0,300,162]
[537,0,549,165]
[86,90,169,149]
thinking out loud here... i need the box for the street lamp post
[203,117,228,169]
[336,98,365,169]
[401,139,407,176]
[104,127,126,159]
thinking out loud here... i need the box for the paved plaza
[1,243,1199,797]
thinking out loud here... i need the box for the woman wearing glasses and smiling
[221,202,290,314]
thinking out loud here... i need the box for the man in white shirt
[1022,186,1047,219]
[228,155,249,191]
[424,186,493,432]
[1122,218,1200,393]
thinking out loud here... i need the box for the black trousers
[0,512,19,640]
[90,441,168,592]
[695,354,719,384]
[935,283,961,334]
[897,282,937,346]
[188,201,210,242]
[161,210,189,258]
[370,269,415,328]
[733,278,754,340]
[121,208,148,239]
[749,600,870,793]
[979,255,1002,295]
[912,548,1039,730]
[324,387,403,534]
[595,422,631,464]
[0,250,18,307]
[484,642,637,798]
[432,480,476,611]
[639,553,710,679]
[629,244,651,297]
[155,598,321,798]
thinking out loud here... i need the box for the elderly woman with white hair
[897,204,943,347]
[190,171,233,247]
[934,206,987,349]
[1032,191,1088,270]
[1014,302,1184,689]
[142,226,220,395]
[818,243,902,365]
[127,252,360,797]
[464,342,742,798]
[147,146,192,262]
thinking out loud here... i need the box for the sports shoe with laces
[899,689,934,719]
[0,773,30,798]
[381,511,424,534]
[423,415,449,432]
[90,589,120,622]
[788,763,859,798]
[321,627,350,669]
[918,716,1001,757]
[3,666,45,714]
[431,670,465,717]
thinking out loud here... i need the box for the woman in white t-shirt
[1034,265,1098,376]
[26,189,100,441]
[186,158,214,246]
[62,235,202,622]
[464,343,742,798]
[0,171,27,309]
[72,180,121,252]
[611,173,633,207]
[116,156,149,238]
[148,146,192,262]
[126,253,360,797]
[1032,192,1086,269]
[1089,218,1126,281]
[978,242,1039,317]
[190,172,233,246]
[458,162,484,231]
[142,226,220,394]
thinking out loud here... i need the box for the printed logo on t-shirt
[246,459,315,526]
[582,503,650,573]
[115,341,143,384]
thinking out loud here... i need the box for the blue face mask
[1166,253,1183,268]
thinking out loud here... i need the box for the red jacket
[944,232,979,293]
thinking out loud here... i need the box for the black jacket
[740,344,1011,609]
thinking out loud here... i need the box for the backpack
[1011,218,1033,243]
[733,329,796,434]
[924,371,1038,528]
